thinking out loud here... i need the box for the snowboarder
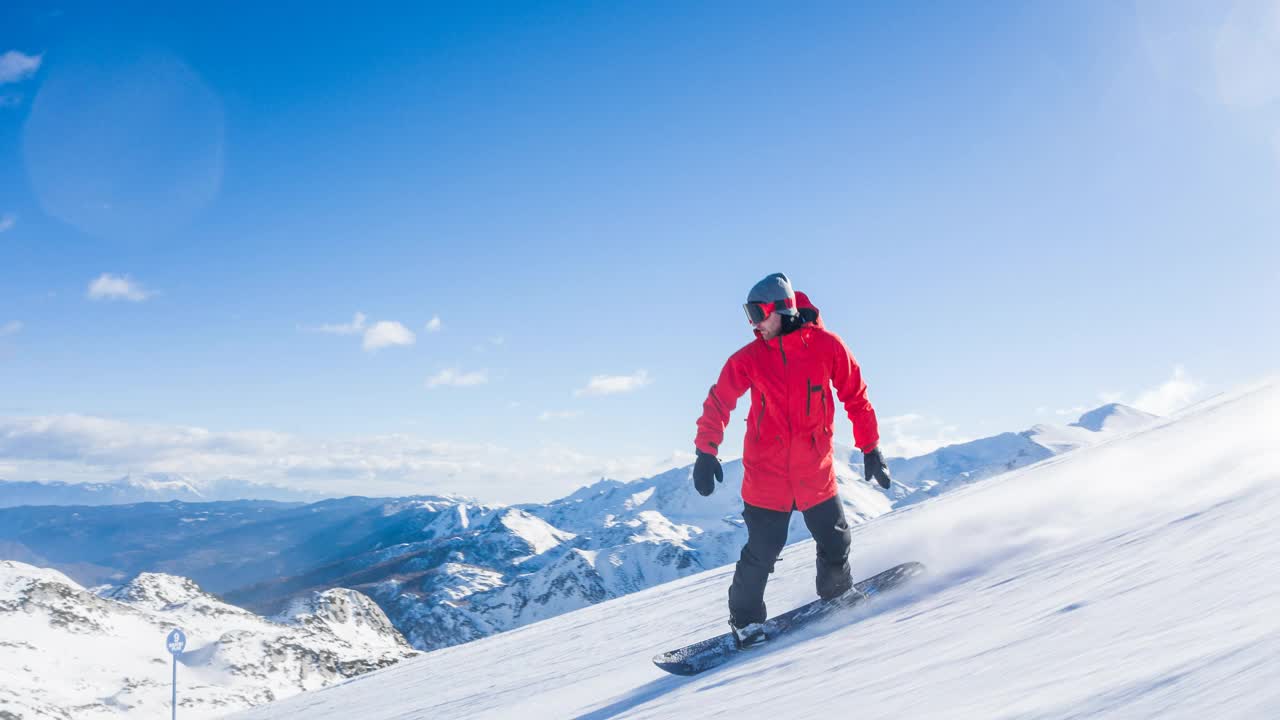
[692,272,891,649]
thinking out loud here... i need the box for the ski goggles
[743,297,795,325]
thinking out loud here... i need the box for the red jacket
[695,292,880,512]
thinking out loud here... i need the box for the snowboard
[652,561,926,677]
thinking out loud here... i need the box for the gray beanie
[747,272,798,316]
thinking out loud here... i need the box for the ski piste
[652,561,926,676]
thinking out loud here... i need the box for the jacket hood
[795,291,823,329]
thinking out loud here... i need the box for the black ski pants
[728,495,853,626]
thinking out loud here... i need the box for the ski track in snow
[226,379,1280,719]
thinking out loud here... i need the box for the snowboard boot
[817,565,870,605]
[816,557,854,601]
[729,620,768,650]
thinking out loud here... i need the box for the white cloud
[0,415,288,467]
[0,213,15,232]
[426,368,489,388]
[0,412,673,503]
[0,51,42,85]
[425,315,442,332]
[311,314,418,352]
[0,413,483,497]
[362,321,415,351]
[314,312,367,335]
[538,410,583,422]
[1070,367,1206,420]
[1132,365,1204,415]
[574,370,652,397]
[86,273,153,302]
[0,320,22,336]
[879,413,974,458]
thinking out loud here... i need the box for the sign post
[166,628,186,720]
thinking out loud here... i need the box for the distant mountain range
[0,403,1162,718]
[0,473,325,508]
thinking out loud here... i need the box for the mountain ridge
[0,559,417,719]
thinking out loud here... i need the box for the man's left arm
[830,334,891,489]
[829,334,880,453]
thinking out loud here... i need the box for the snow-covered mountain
[883,402,1160,506]
[0,561,416,719]
[224,455,891,651]
[0,463,889,657]
[202,466,875,650]
[0,473,324,507]
[226,380,1280,720]
[0,402,1156,672]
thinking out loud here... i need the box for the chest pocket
[805,378,823,418]
[797,355,833,429]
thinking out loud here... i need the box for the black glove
[863,447,891,490]
[692,450,723,496]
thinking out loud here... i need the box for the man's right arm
[695,349,752,455]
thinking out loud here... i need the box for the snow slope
[229,380,1280,719]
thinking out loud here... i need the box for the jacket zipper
[781,335,790,478]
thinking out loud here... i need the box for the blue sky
[1,2,1277,502]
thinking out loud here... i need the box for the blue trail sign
[166,628,186,719]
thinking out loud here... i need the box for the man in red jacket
[692,272,892,649]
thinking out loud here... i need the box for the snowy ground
[230,379,1280,719]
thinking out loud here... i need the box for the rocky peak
[0,560,116,633]
[105,571,210,610]
[1,560,82,603]
[277,587,412,651]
